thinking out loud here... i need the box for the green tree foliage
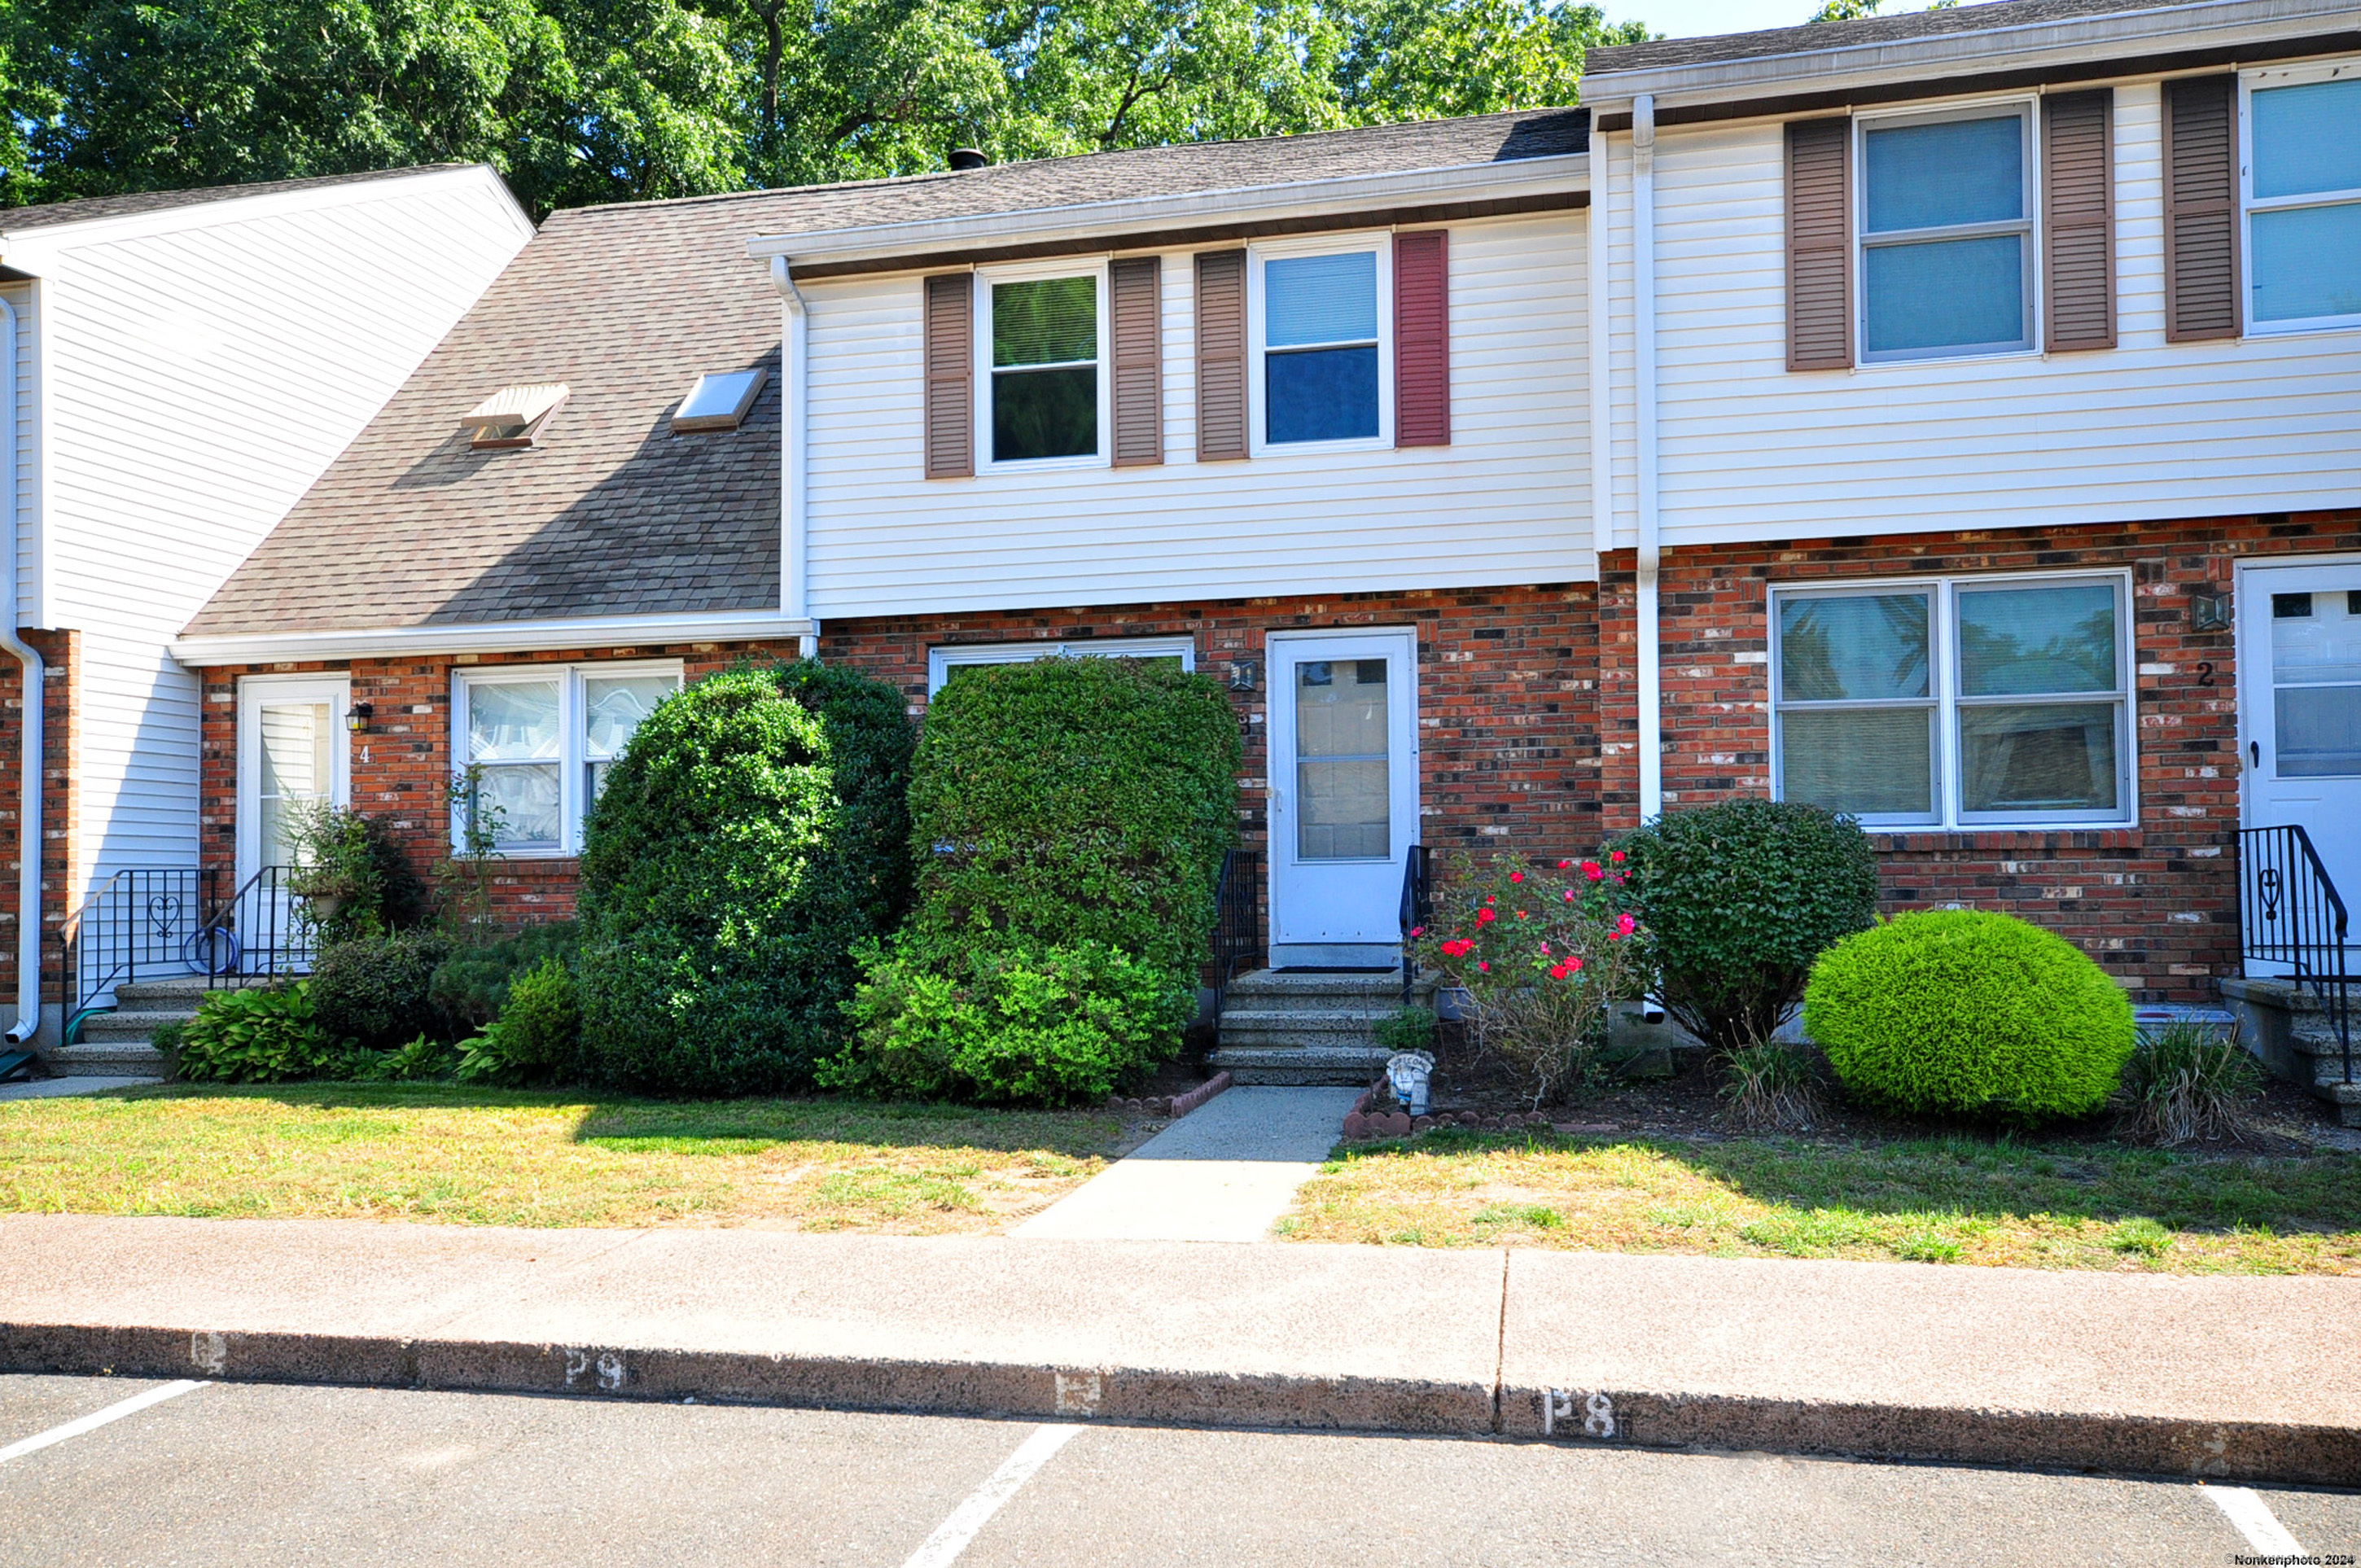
[3,0,1654,215]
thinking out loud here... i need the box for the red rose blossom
[1476,908,1496,925]
[1509,871,1524,883]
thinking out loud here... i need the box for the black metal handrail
[1398,843,1431,1007]
[64,867,217,1037]
[2238,824,2354,1084]
[1209,848,1263,1018]
[193,865,317,991]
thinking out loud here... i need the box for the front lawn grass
[0,1083,1126,1230]
[1278,1130,2361,1274]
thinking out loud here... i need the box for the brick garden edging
[1340,1087,1564,1141]
[1104,1070,1232,1122]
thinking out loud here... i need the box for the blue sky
[1618,0,1946,37]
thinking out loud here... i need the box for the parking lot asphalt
[1,1373,2354,1567]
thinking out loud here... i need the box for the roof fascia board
[747,154,1588,265]
[173,609,819,668]
[1579,0,2355,112]
[0,165,530,266]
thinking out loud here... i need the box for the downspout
[1632,94,1663,824]
[1587,117,1614,570]
[769,256,820,661]
[0,295,43,1044]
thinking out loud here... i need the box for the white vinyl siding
[1608,90,2361,556]
[29,172,531,896]
[802,212,1592,617]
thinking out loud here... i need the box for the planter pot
[304,893,344,922]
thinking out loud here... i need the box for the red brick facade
[188,510,2361,1005]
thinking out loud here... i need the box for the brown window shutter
[1394,230,1451,448]
[1110,256,1163,467]
[1195,249,1248,461]
[922,273,973,478]
[2043,90,2117,353]
[2164,75,2241,343]
[1785,117,1853,371]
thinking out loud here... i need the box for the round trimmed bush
[1803,909,2135,1121]
[575,659,915,1096]
[309,929,449,1049]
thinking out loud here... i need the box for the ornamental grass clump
[1414,852,1649,1108]
[827,656,1239,1106]
[2115,1018,2263,1146]
[1717,1038,1825,1133]
[1803,909,2135,1123]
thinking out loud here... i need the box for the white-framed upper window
[1249,233,1392,453]
[976,260,1109,471]
[926,636,1196,696]
[452,660,682,855]
[1855,101,2038,363]
[1770,572,2132,830]
[2241,60,2361,334]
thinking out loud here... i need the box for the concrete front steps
[1211,969,1436,1086]
[2219,976,2361,1128]
[50,974,208,1077]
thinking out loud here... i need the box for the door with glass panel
[1267,630,1419,966]
[236,677,349,968]
[2238,563,2361,957]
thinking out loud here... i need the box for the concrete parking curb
[5,1318,2357,1486]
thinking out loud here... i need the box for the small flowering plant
[1412,850,1646,1108]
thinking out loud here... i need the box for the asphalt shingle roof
[184,109,1587,637]
[1,164,478,234]
[1583,0,2216,77]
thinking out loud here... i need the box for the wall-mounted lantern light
[2189,592,2232,633]
[347,700,374,734]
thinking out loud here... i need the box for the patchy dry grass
[1278,1130,2361,1274]
[0,1084,1131,1231]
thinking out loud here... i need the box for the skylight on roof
[462,383,567,449]
[672,369,768,433]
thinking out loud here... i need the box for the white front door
[1267,629,1419,966]
[2238,560,2361,933]
[236,676,351,887]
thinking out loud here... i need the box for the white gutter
[1580,0,2357,113]
[769,257,820,659]
[0,295,42,1043]
[172,607,820,668]
[1632,95,1662,826]
[745,154,1589,269]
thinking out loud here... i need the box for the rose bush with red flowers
[1413,852,1647,1107]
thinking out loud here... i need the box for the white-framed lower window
[1249,231,1392,453]
[1855,99,2037,362]
[926,635,1196,696]
[452,659,682,855]
[1769,572,2133,829]
[976,258,1110,471]
[2241,59,2361,334]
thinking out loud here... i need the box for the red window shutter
[2043,90,2117,352]
[1785,117,1853,371]
[1195,249,1247,462]
[1394,230,1450,448]
[1110,256,1163,467]
[2164,76,2240,343]
[922,273,973,478]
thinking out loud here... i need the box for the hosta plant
[176,983,339,1083]
[1413,852,1648,1108]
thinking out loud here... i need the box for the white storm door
[2238,561,2361,932]
[1267,629,1419,965]
[236,677,351,887]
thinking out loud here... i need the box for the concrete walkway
[0,1212,2355,1485]
[0,1075,164,1102]
[1013,1087,1358,1243]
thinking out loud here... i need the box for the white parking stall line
[900,1422,1083,1568]
[2202,1484,2306,1557]
[0,1380,205,1466]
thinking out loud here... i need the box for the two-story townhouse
[170,0,2361,1097]
[0,167,534,1059]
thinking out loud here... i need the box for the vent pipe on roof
[947,147,989,172]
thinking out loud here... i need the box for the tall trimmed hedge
[575,660,914,1096]
[828,656,1241,1105]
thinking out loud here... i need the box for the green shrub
[1803,909,2135,1122]
[308,930,449,1049]
[427,921,579,1036]
[1620,798,1879,1053]
[352,1034,455,1082]
[827,656,1239,1106]
[1373,1005,1439,1058]
[283,802,430,945]
[2116,1018,2262,1145]
[576,660,914,1096]
[177,984,339,1082]
[455,958,584,1085]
